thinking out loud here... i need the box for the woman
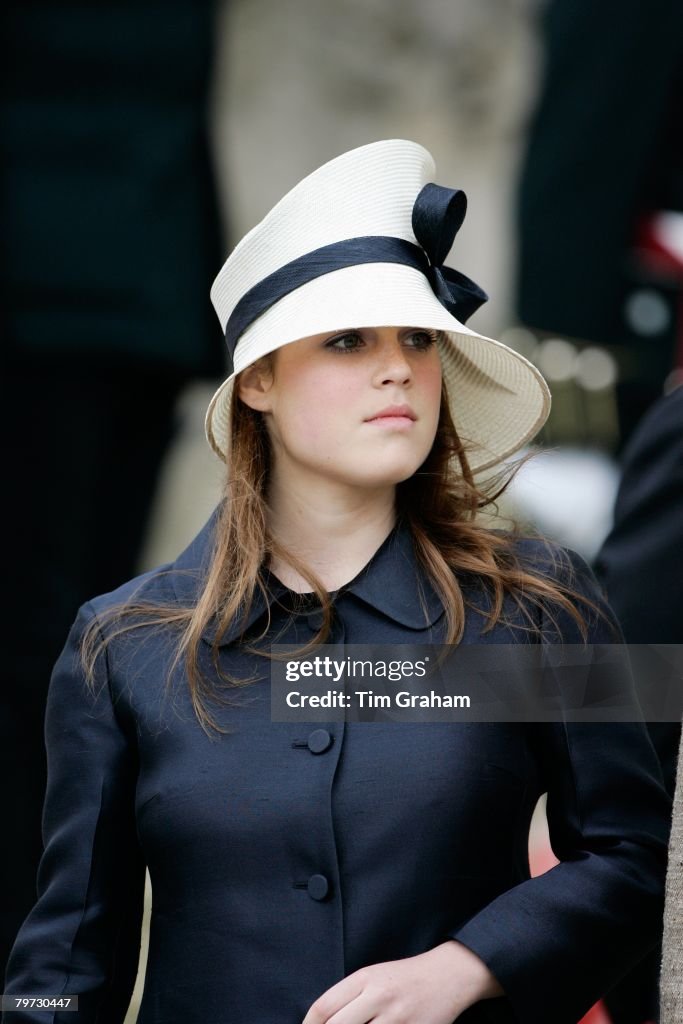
[3,140,671,1024]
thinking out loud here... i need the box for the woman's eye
[324,330,438,354]
[325,333,364,353]
[405,330,438,350]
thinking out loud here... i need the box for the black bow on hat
[412,182,488,324]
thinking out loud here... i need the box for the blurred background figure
[516,0,683,453]
[1,0,224,975]
[595,388,683,659]
[594,386,683,1024]
[516,2,683,1020]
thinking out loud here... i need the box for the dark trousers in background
[2,355,186,976]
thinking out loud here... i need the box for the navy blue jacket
[3,511,671,1024]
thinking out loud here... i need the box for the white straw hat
[206,139,550,473]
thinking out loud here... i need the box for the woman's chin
[279,448,430,491]
[338,461,426,490]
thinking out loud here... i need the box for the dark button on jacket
[307,875,331,901]
[307,729,333,754]
[3,507,672,1024]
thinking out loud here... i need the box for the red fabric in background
[634,214,683,369]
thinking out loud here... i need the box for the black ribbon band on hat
[223,183,487,374]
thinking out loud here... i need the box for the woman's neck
[265,477,397,593]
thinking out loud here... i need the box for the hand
[301,940,504,1024]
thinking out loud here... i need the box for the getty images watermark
[270,644,683,723]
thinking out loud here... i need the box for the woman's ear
[236,356,275,412]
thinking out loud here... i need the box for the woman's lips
[364,405,417,426]
[365,415,416,428]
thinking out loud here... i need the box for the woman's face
[237,325,443,490]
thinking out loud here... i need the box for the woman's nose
[373,338,413,385]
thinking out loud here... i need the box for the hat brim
[205,262,550,474]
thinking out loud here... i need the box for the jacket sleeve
[447,548,672,1024]
[3,602,146,1024]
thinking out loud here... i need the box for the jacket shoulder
[87,561,177,620]
[492,529,592,583]
[488,530,622,642]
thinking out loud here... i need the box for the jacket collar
[170,504,445,645]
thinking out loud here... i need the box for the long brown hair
[81,346,605,737]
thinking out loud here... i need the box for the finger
[318,991,377,1024]
[301,974,366,1024]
